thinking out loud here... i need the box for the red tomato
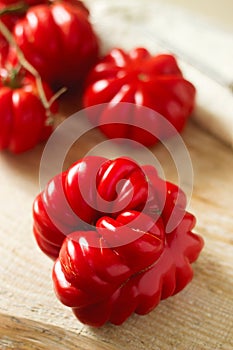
[0,1,48,64]
[11,1,99,89]
[0,68,58,153]
[0,3,20,64]
[0,1,89,62]
[83,48,196,147]
[32,155,204,326]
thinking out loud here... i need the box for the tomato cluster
[0,0,99,153]
[1,2,203,328]
[0,1,196,154]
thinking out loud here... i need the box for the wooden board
[0,95,233,350]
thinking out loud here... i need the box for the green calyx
[2,67,23,89]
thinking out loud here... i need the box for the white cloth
[85,0,233,147]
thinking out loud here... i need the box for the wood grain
[0,313,120,350]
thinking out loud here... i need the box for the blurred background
[86,0,233,146]
[164,0,233,30]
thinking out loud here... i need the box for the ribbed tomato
[32,156,204,326]
[0,68,57,153]
[83,48,196,147]
[11,1,99,89]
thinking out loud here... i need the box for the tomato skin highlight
[0,73,57,153]
[33,155,204,326]
[83,48,196,147]
[0,0,49,64]
[11,1,99,89]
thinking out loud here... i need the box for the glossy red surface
[33,156,203,326]
[83,48,196,146]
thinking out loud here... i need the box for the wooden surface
[0,93,233,350]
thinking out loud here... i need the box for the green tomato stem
[0,2,29,17]
[0,19,67,119]
[0,19,50,109]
